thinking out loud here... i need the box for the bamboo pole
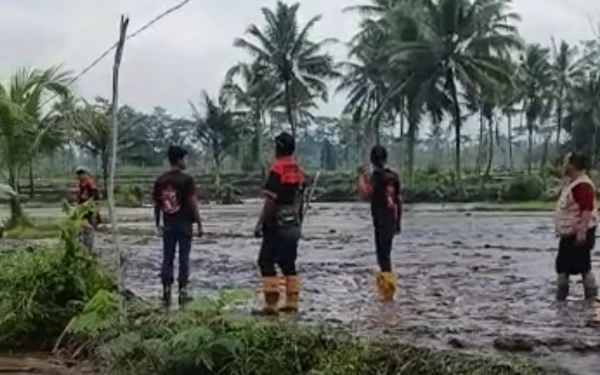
[108,15,129,298]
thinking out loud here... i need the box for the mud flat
[2,203,599,374]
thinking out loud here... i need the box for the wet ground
[2,202,600,374]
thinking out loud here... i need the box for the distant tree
[190,91,240,192]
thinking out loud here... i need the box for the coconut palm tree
[337,28,390,146]
[223,60,279,174]
[563,72,600,167]
[233,1,338,139]
[519,44,553,174]
[0,66,72,191]
[385,0,522,182]
[74,98,141,194]
[190,91,240,191]
[550,39,583,149]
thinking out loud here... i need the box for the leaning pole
[107,15,130,311]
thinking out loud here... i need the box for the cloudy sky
[1,0,599,126]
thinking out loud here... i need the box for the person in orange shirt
[75,166,101,251]
[254,132,306,315]
[357,145,402,301]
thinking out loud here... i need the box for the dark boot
[556,273,569,301]
[162,283,172,310]
[178,285,192,310]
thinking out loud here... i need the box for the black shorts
[556,227,596,275]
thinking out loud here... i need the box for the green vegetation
[0,204,114,349]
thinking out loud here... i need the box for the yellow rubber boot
[280,276,301,313]
[376,272,397,302]
[261,276,280,315]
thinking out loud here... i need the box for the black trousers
[556,227,596,275]
[162,227,192,287]
[374,225,395,272]
[258,227,300,277]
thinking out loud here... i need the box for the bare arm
[357,172,373,198]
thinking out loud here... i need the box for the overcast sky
[1,0,599,128]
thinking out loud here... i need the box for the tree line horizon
[1,0,600,194]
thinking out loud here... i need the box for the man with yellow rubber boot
[357,145,403,301]
[253,132,306,314]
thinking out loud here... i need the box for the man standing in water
[254,132,305,315]
[153,146,203,310]
[357,145,402,301]
[75,166,100,251]
[554,152,598,301]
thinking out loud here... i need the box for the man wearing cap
[153,146,203,309]
[254,132,306,315]
[75,166,101,251]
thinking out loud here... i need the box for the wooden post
[107,15,129,299]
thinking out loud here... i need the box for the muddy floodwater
[3,202,600,374]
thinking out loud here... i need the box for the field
[1,201,598,375]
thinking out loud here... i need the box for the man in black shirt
[357,145,402,301]
[254,132,305,315]
[153,146,203,309]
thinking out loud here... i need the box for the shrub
[0,203,115,349]
[503,175,545,202]
[115,185,144,207]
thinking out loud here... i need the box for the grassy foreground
[0,206,561,374]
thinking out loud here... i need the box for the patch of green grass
[4,219,61,239]
[469,201,554,212]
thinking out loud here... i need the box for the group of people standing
[73,136,597,314]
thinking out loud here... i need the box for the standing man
[254,132,305,315]
[75,166,100,251]
[153,146,203,310]
[554,151,598,301]
[357,145,402,302]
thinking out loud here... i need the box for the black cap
[275,132,295,155]
[167,145,187,160]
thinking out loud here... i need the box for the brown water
[3,203,600,374]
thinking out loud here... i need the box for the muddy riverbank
[1,202,599,374]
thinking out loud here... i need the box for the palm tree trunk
[477,111,484,175]
[507,113,513,171]
[447,73,462,183]
[540,134,551,170]
[527,123,533,175]
[28,159,34,199]
[398,98,405,174]
[484,117,494,177]
[556,102,563,150]
[284,80,296,139]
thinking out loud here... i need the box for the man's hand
[156,225,163,238]
[196,224,204,238]
[575,230,586,244]
[253,222,263,238]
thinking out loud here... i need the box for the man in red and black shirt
[75,166,100,250]
[153,146,203,310]
[357,145,402,302]
[254,132,305,315]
